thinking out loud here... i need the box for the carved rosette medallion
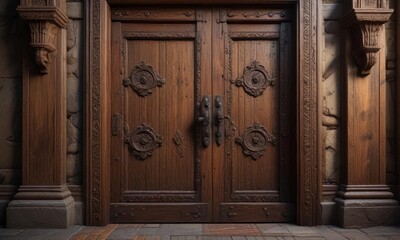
[235,61,276,97]
[235,123,276,160]
[124,123,162,160]
[123,61,165,97]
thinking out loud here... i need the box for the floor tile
[361,226,400,236]
[387,236,400,240]
[1,223,399,240]
[137,227,159,236]
[256,224,291,237]
[203,224,260,236]
[107,225,139,239]
[170,236,199,240]
[71,224,117,240]
[313,226,347,240]
[145,224,161,228]
[282,224,321,237]
[0,228,24,236]
[293,237,325,240]
[231,236,247,240]
[134,236,163,240]
[198,236,233,240]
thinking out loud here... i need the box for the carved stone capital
[17,2,68,74]
[343,7,393,76]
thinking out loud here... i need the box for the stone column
[6,0,73,228]
[336,0,399,228]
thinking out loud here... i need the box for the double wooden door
[110,7,295,223]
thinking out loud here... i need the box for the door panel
[110,7,294,223]
[213,9,295,222]
[110,9,213,222]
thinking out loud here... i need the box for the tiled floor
[0,224,400,240]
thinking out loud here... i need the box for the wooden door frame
[84,0,323,226]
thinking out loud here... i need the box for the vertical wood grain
[87,1,322,225]
[344,29,386,185]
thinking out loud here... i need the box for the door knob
[215,96,224,146]
[198,96,211,147]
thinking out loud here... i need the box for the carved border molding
[17,2,68,74]
[343,6,393,76]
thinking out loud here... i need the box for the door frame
[84,0,323,226]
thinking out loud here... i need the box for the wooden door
[109,9,213,222]
[212,8,295,222]
[110,7,294,223]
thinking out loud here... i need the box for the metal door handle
[198,96,210,147]
[215,96,223,146]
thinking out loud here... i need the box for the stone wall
[322,0,342,187]
[66,0,84,224]
[66,0,84,186]
[0,0,23,224]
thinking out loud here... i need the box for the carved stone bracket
[123,61,166,97]
[235,123,276,160]
[343,3,393,76]
[124,123,162,160]
[234,61,276,97]
[17,1,68,74]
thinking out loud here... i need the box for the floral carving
[344,7,392,76]
[351,23,381,76]
[124,123,162,160]
[235,61,276,97]
[29,22,59,74]
[226,10,288,19]
[123,61,165,97]
[17,2,68,74]
[242,11,287,18]
[235,123,276,160]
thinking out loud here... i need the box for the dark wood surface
[342,23,386,185]
[86,0,322,226]
[110,7,295,223]
[108,0,298,5]
[20,13,68,186]
[110,8,213,222]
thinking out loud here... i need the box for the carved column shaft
[6,0,73,228]
[336,0,399,228]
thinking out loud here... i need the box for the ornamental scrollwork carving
[123,61,166,97]
[235,123,276,160]
[343,4,393,76]
[234,61,276,97]
[225,10,289,20]
[124,123,162,160]
[172,131,184,158]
